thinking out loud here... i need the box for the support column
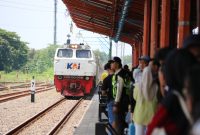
[177,0,191,48]
[132,45,134,67]
[160,0,170,48]
[150,0,158,57]
[197,0,200,31]
[139,41,142,57]
[142,0,151,55]
[133,43,139,67]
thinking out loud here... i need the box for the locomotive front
[54,44,97,97]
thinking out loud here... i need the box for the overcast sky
[0,0,132,56]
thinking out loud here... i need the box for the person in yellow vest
[100,71,108,82]
[111,56,130,134]
[100,60,116,83]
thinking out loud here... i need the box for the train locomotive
[54,43,97,97]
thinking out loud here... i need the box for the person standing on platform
[154,47,173,101]
[133,56,159,135]
[132,56,149,135]
[100,65,108,84]
[111,56,129,134]
[147,49,197,135]
[184,64,200,134]
[101,61,116,127]
[183,34,200,62]
[123,64,133,99]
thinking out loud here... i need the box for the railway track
[0,82,46,91]
[0,85,54,103]
[5,98,83,135]
[0,86,7,91]
[48,98,83,135]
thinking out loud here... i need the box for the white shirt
[133,68,142,83]
[139,65,158,101]
[114,68,124,103]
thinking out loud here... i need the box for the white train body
[54,44,97,97]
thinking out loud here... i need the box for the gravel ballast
[57,100,91,135]
[0,89,63,134]
[16,99,79,135]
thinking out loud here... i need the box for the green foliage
[25,44,60,73]
[0,45,108,82]
[0,28,28,72]
[123,55,132,66]
[93,49,108,67]
[0,69,54,82]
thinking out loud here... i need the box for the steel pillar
[198,0,200,29]
[142,0,151,55]
[150,0,158,57]
[133,43,139,67]
[177,0,191,48]
[160,0,171,48]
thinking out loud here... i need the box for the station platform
[73,93,100,135]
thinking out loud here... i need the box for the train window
[76,50,91,58]
[57,49,73,58]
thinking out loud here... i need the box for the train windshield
[76,50,91,58]
[57,49,73,58]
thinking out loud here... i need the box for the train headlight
[58,75,63,80]
[85,76,90,81]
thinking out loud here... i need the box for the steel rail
[0,86,54,103]
[0,87,43,98]
[48,98,84,135]
[4,98,66,135]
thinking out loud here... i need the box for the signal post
[31,76,35,103]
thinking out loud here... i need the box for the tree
[0,28,28,72]
[25,44,60,73]
[93,49,108,66]
[28,48,36,60]
[123,55,132,65]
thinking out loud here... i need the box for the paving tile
[73,93,102,135]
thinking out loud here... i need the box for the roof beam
[73,17,111,29]
[68,7,110,20]
[68,7,111,24]
[81,0,112,11]
[77,24,111,35]
[119,35,135,45]
[71,13,112,27]
[98,0,113,5]
[111,0,118,36]
[63,0,113,16]
[125,18,143,28]
[114,0,132,42]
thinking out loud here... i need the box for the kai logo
[67,63,80,70]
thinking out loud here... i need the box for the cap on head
[138,55,151,63]
[113,56,122,64]
[183,34,200,48]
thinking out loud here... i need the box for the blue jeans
[107,100,116,124]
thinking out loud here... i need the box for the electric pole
[54,0,57,45]
[109,37,112,59]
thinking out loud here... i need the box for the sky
[0,0,132,56]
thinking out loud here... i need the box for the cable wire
[0,4,65,14]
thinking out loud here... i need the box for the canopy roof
[63,0,144,45]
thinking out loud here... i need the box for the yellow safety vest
[100,71,108,82]
[112,74,117,98]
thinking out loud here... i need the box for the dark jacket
[146,92,190,135]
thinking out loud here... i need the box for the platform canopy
[62,0,144,45]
